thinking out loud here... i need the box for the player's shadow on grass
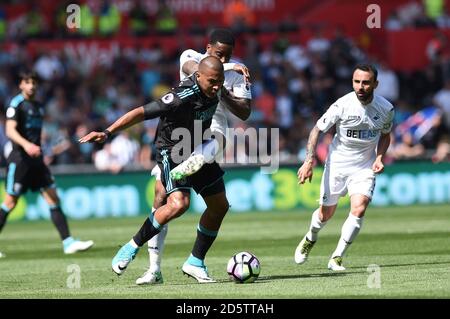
[256,271,363,282]
[346,260,450,269]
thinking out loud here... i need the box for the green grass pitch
[0,205,449,298]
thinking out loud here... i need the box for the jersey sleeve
[381,106,395,134]
[179,49,202,76]
[316,102,343,132]
[5,103,19,121]
[143,91,184,120]
[228,71,252,99]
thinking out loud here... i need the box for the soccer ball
[227,251,261,283]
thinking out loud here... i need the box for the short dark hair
[209,28,235,47]
[18,70,39,83]
[353,63,378,81]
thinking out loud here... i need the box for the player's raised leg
[41,187,94,254]
[328,194,368,271]
[170,139,220,181]
[182,183,228,283]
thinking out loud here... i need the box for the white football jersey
[179,49,252,135]
[317,92,394,169]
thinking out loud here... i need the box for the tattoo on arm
[305,126,320,163]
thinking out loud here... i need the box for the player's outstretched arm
[297,125,321,184]
[79,106,145,144]
[373,132,391,174]
[219,86,251,120]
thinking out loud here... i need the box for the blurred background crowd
[0,0,449,173]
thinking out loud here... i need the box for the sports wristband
[103,129,112,139]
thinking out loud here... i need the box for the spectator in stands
[423,0,445,21]
[426,31,449,62]
[76,2,95,37]
[254,89,276,125]
[307,28,330,58]
[433,79,450,125]
[436,5,450,28]
[129,0,149,36]
[33,51,64,81]
[94,141,123,174]
[109,131,139,168]
[223,0,256,34]
[385,10,403,30]
[98,0,122,37]
[391,106,443,160]
[24,3,48,39]
[73,123,94,164]
[376,61,399,104]
[0,5,6,40]
[154,0,177,35]
[275,83,294,138]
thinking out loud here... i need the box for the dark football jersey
[5,94,44,152]
[143,74,219,162]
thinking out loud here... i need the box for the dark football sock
[0,205,10,233]
[50,206,70,240]
[133,212,162,247]
[191,224,218,260]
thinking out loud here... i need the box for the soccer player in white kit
[136,29,252,284]
[295,64,394,271]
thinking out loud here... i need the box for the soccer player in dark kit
[80,56,230,283]
[0,71,93,258]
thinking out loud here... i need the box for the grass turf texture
[0,205,449,298]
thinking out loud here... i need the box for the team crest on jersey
[14,183,22,194]
[6,107,15,118]
[162,93,174,104]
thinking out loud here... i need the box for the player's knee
[167,195,189,218]
[319,206,336,222]
[351,206,366,217]
[351,198,369,217]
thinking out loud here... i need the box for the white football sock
[148,207,168,273]
[192,139,220,163]
[332,213,364,258]
[306,209,327,242]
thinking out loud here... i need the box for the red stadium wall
[386,29,450,72]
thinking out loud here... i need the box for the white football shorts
[319,166,376,206]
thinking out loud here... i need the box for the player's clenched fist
[372,159,385,174]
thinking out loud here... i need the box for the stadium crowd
[0,0,449,172]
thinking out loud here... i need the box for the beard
[355,90,374,104]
